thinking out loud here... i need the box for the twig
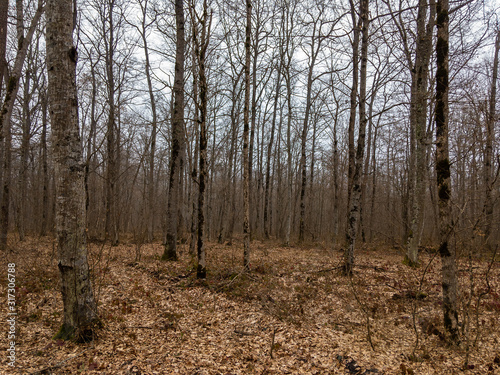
[270,327,277,359]
[234,328,257,336]
[30,348,90,375]
[310,266,343,274]
[348,275,376,351]
[411,251,438,359]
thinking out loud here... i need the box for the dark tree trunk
[243,0,252,270]
[163,0,185,261]
[435,0,459,343]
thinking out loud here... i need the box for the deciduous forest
[1,0,500,373]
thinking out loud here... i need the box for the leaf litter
[1,237,499,374]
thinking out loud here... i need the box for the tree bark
[137,0,159,243]
[243,0,252,270]
[264,60,282,239]
[0,0,43,250]
[163,0,185,261]
[47,0,98,341]
[104,0,118,246]
[192,0,211,279]
[344,0,368,275]
[40,92,49,236]
[406,0,435,265]
[346,0,361,219]
[484,28,499,250]
[435,0,459,343]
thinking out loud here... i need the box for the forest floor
[1,236,500,375]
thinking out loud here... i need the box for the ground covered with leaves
[2,236,500,374]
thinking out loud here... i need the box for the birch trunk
[344,0,368,275]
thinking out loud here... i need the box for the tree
[129,0,160,243]
[243,0,252,269]
[46,0,98,340]
[435,0,459,343]
[163,0,186,261]
[0,0,44,250]
[191,0,212,279]
[104,0,120,246]
[401,0,435,266]
[343,0,369,275]
[483,27,499,250]
[298,1,335,242]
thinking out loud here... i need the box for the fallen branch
[30,348,90,375]
[234,328,257,336]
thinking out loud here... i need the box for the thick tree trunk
[435,0,459,343]
[47,0,98,341]
[163,0,185,261]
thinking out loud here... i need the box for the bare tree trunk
[298,41,314,243]
[346,0,361,218]
[344,0,368,275]
[40,92,49,236]
[285,71,292,246]
[137,0,159,243]
[332,102,340,244]
[0,0,7,216]
[192,0,211,279]
[243,0,252,270]
[406,0,435,265]
[18,71,32,241]
[435,0,459,343]
[484,28,499,250]
[0,0,7,92]
[369,125,378,242]
[264,61,281,239]
[163,0,185,261]
[104,0,118,246]
[84,53,98,234]
[47,0,98,341]
[0,0,43,250]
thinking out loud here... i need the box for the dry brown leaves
[1,237,500,374]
